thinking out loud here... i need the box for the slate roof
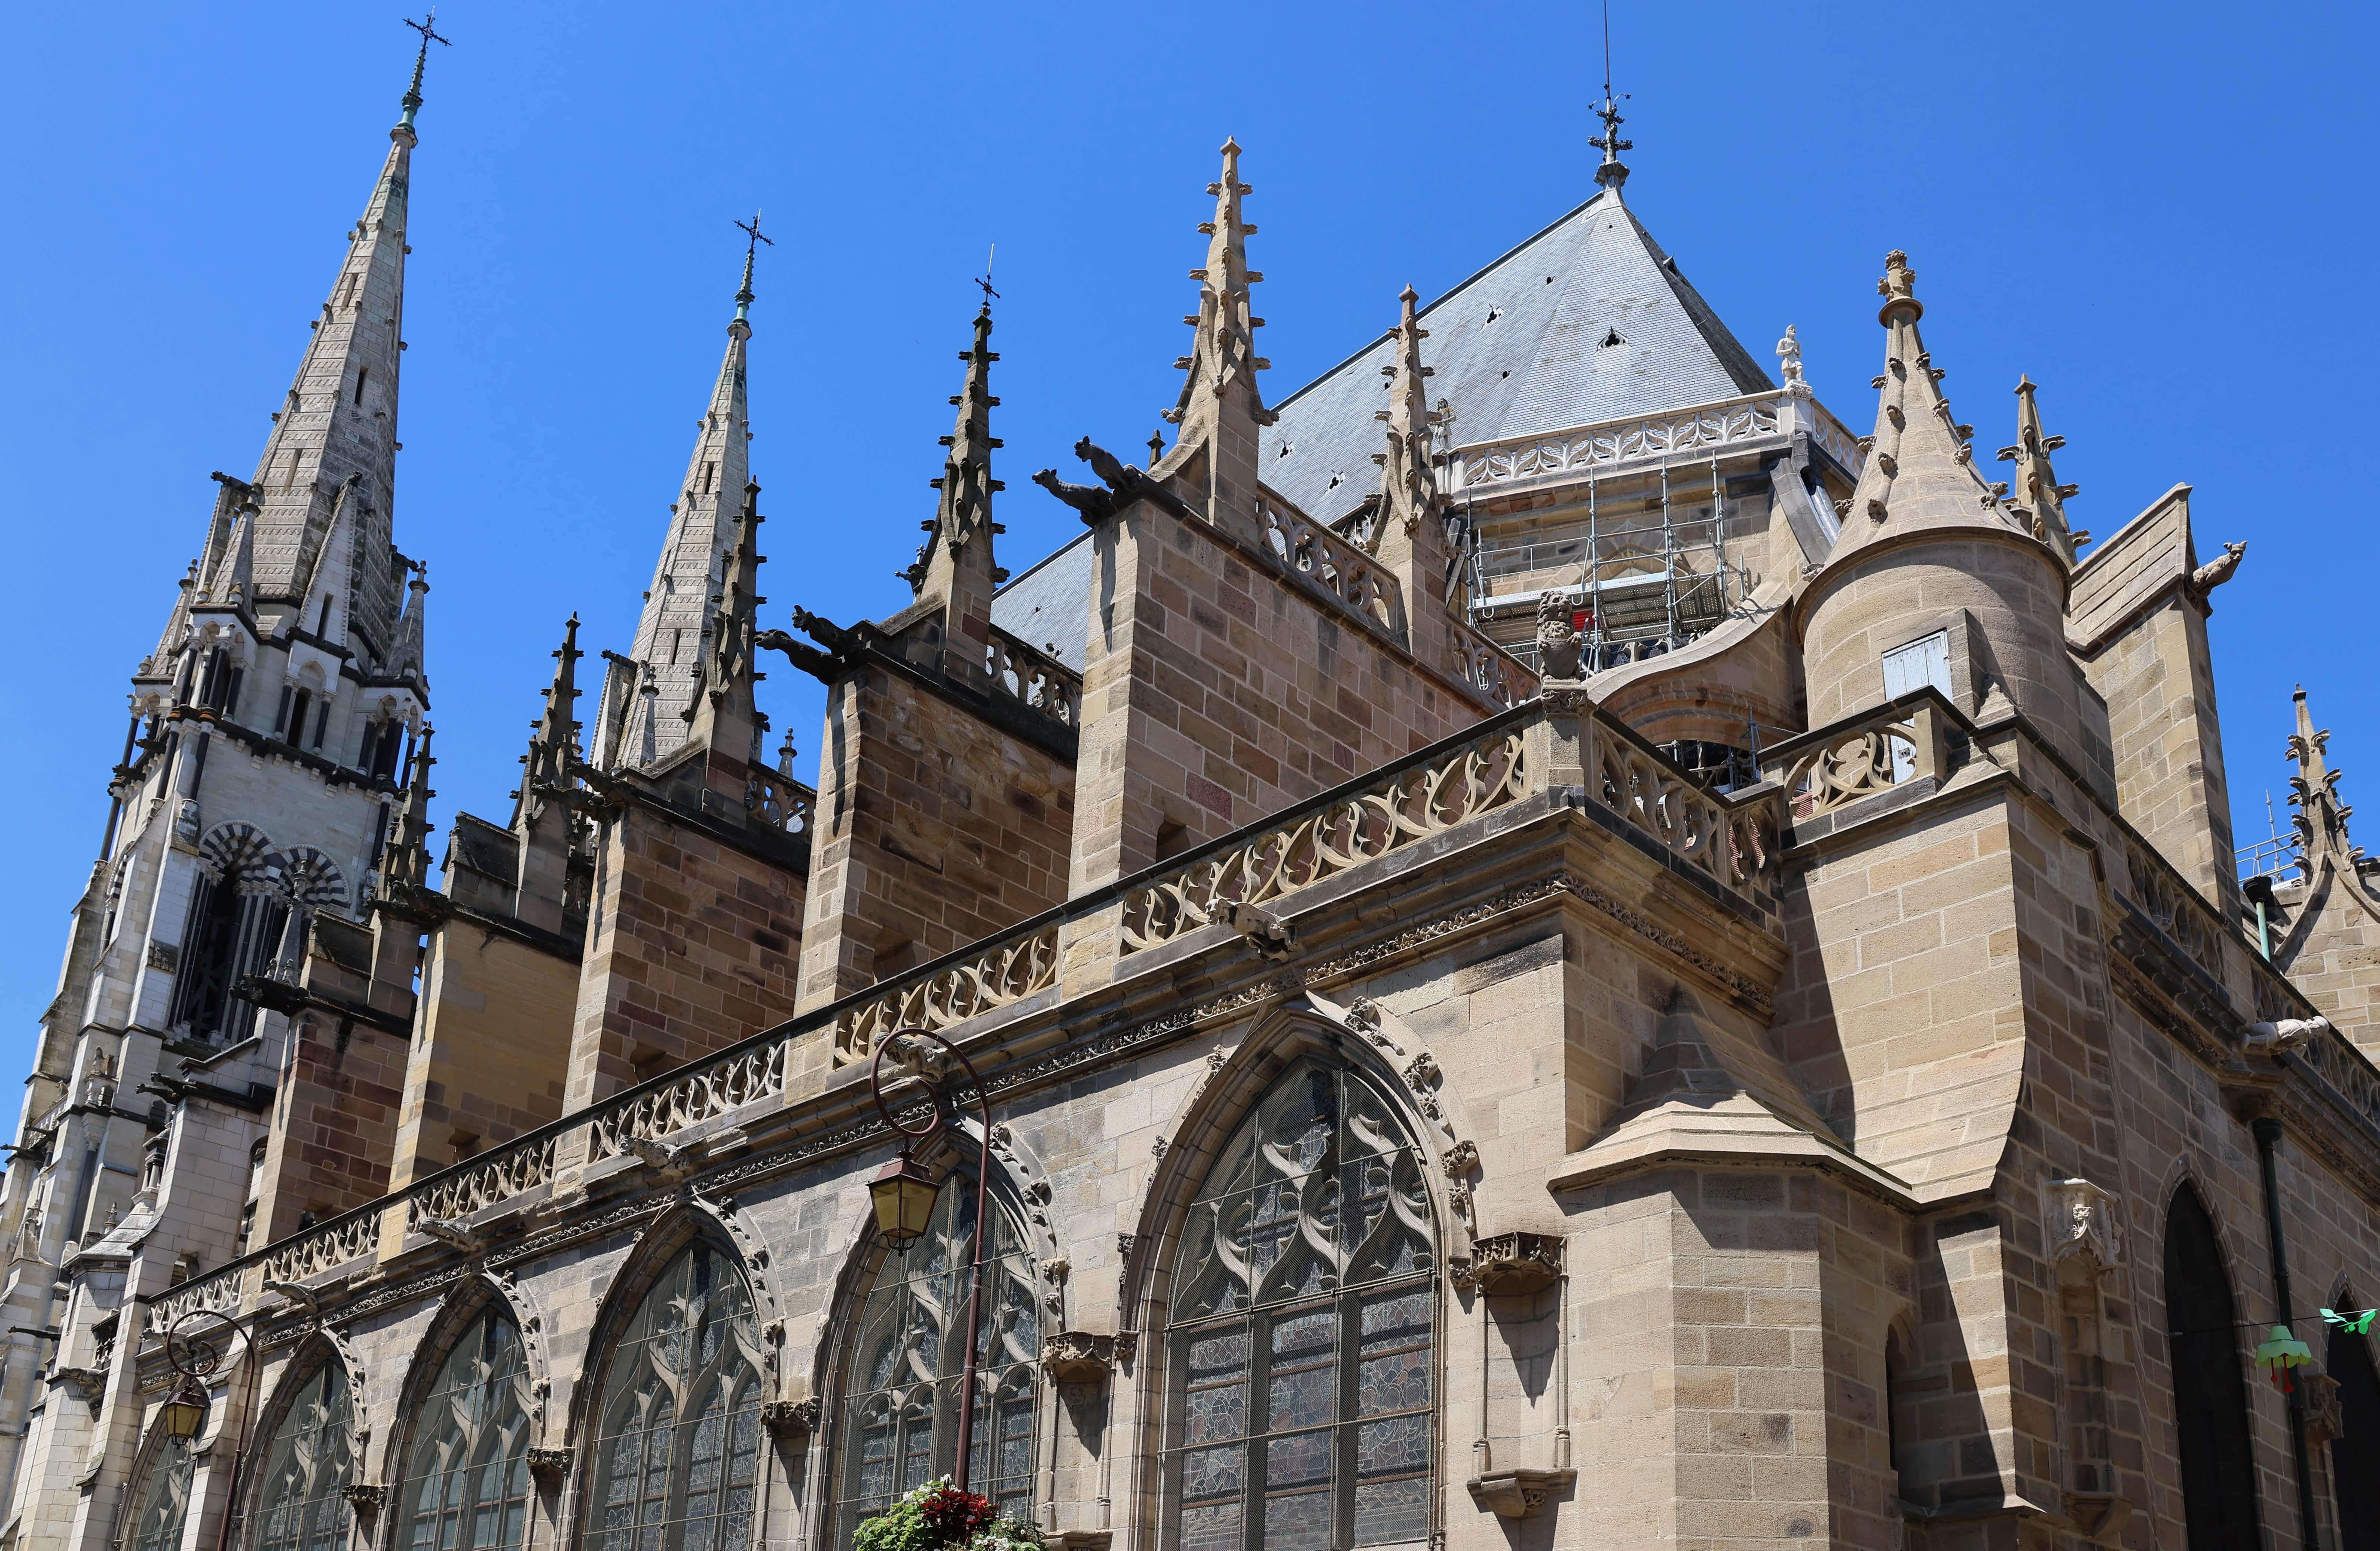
[991,184,1771,673]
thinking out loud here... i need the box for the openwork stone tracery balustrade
[405,1134,559,1234]
[986,629,1082,728]
[830,925,1062,1067]
[1257,500,1405,637]
[589,1037,789,1161]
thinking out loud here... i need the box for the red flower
[919,1485,996,1545]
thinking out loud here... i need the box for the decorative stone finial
[733,211,773,328]
[1876,249,1922,323]
[397,12,451,134]
[1591,93,1632,191]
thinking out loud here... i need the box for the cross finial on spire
[734,211,773,321]
[975,243,1000,310]
[399,11,451,131]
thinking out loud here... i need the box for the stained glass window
[396,1307,532,1550]
[127,1435,194,1551]
[1164,1062,1435,1551]
[840,1172,1041,1539]
[245,1363,354,1551]
[585,1242,767,1551]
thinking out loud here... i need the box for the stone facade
[13,72,2380,1551]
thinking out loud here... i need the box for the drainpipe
[2252,1114,2321,1545]
[2246,874,2278,960]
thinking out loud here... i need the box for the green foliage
[852,1479,1043,1551]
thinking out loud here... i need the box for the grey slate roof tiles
[990,184,1771,674]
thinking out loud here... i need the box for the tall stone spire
[1370,285,1448,663]
[603,238,757,769]
[906,299,1008,677]
[1160,138,1274,538]
[233,34,431,664]
[1998,377,2086,565]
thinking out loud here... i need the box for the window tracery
[397,1306,532,1550]
[126,1434,194,1551]
[839,1172,1041,1538]
[586,1241,766,1551]
[1164,1061,1436,1551]
[246,1361,355,1551]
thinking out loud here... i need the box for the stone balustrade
[746,766,813,837]
[1762,689,1952,822]
[405,1133,559,1232]
[589,1036,789,1161]
[1444,616,1539,709]
[1453,390,1867,493]
[1257,500,1404,638]
[829,925,1061,1067]
[986,628,1082,728]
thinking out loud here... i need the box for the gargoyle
[625,1135,697,1178]
[263,1279,320,1316]
[790,606,860,654]
[2242,1015,2329,1055]
[414,1216,482,1255]
[1222,900,1297,961]
[2189,541,2246,600]
[1033,469,1119,526]
[753,629,838,684]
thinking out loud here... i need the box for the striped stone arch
[195,822,280,889]
[278,847,349,911]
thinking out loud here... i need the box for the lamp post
[866,1028,995,1496]
[163,1307,257,1551]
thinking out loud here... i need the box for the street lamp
[164,1306,257,1551]
[867,1027,996,1495]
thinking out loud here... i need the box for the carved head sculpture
[1535,590,1584,680]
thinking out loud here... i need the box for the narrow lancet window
[245,1362,355,1551]
[397,1306,532,1550]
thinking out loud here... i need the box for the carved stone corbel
[342,1484,386,1522]
[761,1398,821,1440]
[1467,1467,1574,1518]
[526,1448,572,1489]
[2045,1178,2121,1274]
[1041,1331,1117,1385]
[1469,1232,1562,1296]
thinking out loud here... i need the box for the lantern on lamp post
[164,1305,258,1551]
[867,1028,996,1493]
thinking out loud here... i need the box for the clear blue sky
[3,1,2371,1080]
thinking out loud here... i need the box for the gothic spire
[1998,376,2086,564]
[513,615,582,829]
[599,233,758,771]
[1810,251,2034,578]
[229,27,430,666]
[393,565,428,685]
[2289,686,2358,876]
[907,299,1007,674]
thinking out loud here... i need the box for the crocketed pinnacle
[1371,285,1439,545]
[909,302,1006,628]
[1166,137,1274,431]
[2000,376,2085,564]
[682,482,765,756]
[382,722,438,894]
[513,615,582,828]
[1809,250,2039,580]
[2290,687,2358,873]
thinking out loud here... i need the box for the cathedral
[11,32,2380,1551]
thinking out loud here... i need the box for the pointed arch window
[586,1242,767,1551]
[840,1171,1041,1538]
[1163,1060,1436,1551]
[2327,1305,2380,1548]
[125,1433,195,1551]
[2163,1185,2262,1550]
[245,1361,355,1551]
[397,1306,532,1550]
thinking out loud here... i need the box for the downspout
[2252,1115,2321,1545]
[2246,874,2277,961]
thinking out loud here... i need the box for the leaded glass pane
[585,1243,765,1551]
[397,1307,531,1551]
[839,1173,1041,1540]
[245,1363,354,1551]
[129,1439,195,1551]
[1163,1061,1437,1551]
